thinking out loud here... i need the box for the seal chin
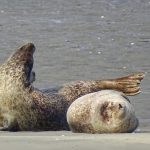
[67,90,138,133]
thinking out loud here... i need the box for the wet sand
[0,131,150,150]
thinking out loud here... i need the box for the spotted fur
[0,43,145,131]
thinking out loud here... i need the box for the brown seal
[67,90,138,133]
[0,43,145,131]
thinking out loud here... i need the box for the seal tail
[112,72,145,96]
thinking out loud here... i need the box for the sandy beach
[0,131,150,150]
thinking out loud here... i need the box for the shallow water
[0,0,150,131]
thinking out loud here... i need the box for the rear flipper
[113,73,145,96]
[60,72,145,103]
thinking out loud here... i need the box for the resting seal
[67,90,138,133]
[0,43,145,131]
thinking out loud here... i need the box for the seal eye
[119,104,123,109]
[24,60,33,82]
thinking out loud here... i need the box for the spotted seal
[0,43,145,131]
[67,90,138,133]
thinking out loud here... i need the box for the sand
[0,131,150,150]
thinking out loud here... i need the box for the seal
[67,90,138,133]
[0,43,145,131]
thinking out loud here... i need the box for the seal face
[67,90,138,133]
[0,43,144,131]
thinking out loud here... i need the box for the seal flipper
[59,73,145,103]
[0,113,19,131]
[113,73,145,96]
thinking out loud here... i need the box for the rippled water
[0,0,150,131]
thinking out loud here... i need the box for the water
[0,0,150,131]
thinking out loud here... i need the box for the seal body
[0,43,144,131]
[67,90,138,133]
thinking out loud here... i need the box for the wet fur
[0,43,145,131]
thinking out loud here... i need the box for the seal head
[0,43,35,89]
[67,90,138,133]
